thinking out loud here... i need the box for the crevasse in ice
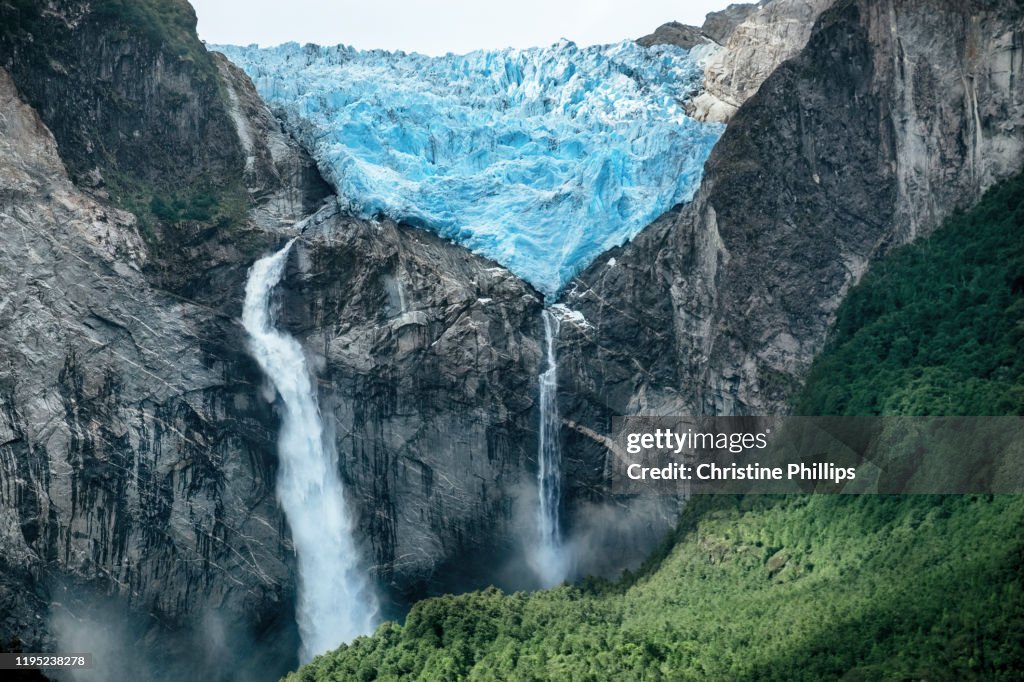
[217,40,724,298]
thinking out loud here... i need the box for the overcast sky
[190,0,733,55]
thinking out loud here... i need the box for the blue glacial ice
[217,40,724,299]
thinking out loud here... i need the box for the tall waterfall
[532,308,570,587]
[242,239,378,661]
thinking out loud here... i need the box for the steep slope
[558,0,1024,452]
[636,2,766,50]
[287,496,1024,681]
[277,206,545,606]
[636,22,715,50]
[702,2,769,44]
[548,0,1024,612]
[638,1,834,123]
[0,63,298,678]
[0,0,239,191]
[284,170,1024,682]
[796,172,1024,416]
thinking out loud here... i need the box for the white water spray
[531,307,570,587]
[242,239,378,661]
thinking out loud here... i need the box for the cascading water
[531,307,570,587]
[242,239,378,662]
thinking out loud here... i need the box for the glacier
[217,40,724,299]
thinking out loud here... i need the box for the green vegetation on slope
[287,173,1024,681]
[81,0,252,250]
[92,0,218,74]
[291,496,1023,681]
[107,173,250,248]
[1,0,213,75]
[0,0,250,254]
[796,172,1024,416]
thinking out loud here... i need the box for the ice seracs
[218,40,723,298]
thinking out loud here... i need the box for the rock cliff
[281,208,543,602]
[637,1,831,123]
[702,2,769,44]
[560,0,1024,467]
[691,0,835,121]
[0,60,297,677]
[638,2,766,50]
[636,22,715,50]
[0,1,545,677]
[0,0,239,192]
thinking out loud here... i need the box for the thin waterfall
[532,307,569,587]
[242,239,378,662]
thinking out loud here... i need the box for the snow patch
[550,303,592,329]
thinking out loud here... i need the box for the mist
[47,577,299,682]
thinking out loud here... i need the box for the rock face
[0,0,240,192]
[636,21,713,50]
[636,0,832,124]
[691,0,835,122]
[559,0,1024,474]
[212,52,333,229]
[0,62,297,678]
[702,2,768,44]
[637,2,766,50]
[281,208,543,604]
[1,0,1022,679]
[0,1,546,678]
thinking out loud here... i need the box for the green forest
[286,173,1024,681]
[796,172,1024,417]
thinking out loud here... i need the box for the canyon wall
[0,2,544,677]
[559,0,1024,513]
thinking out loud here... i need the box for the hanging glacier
[217,40,724,298]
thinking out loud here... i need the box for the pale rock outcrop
[691,0,835,122]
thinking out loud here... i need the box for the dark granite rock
[702,2,767,44]
[637,21,711,49]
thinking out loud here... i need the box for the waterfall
[532,307,569,587]
[242,239,378,662]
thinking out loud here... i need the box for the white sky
[190,0,733,55]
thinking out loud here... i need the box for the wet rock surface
[0,62,296,676]
[0,1,546,675]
